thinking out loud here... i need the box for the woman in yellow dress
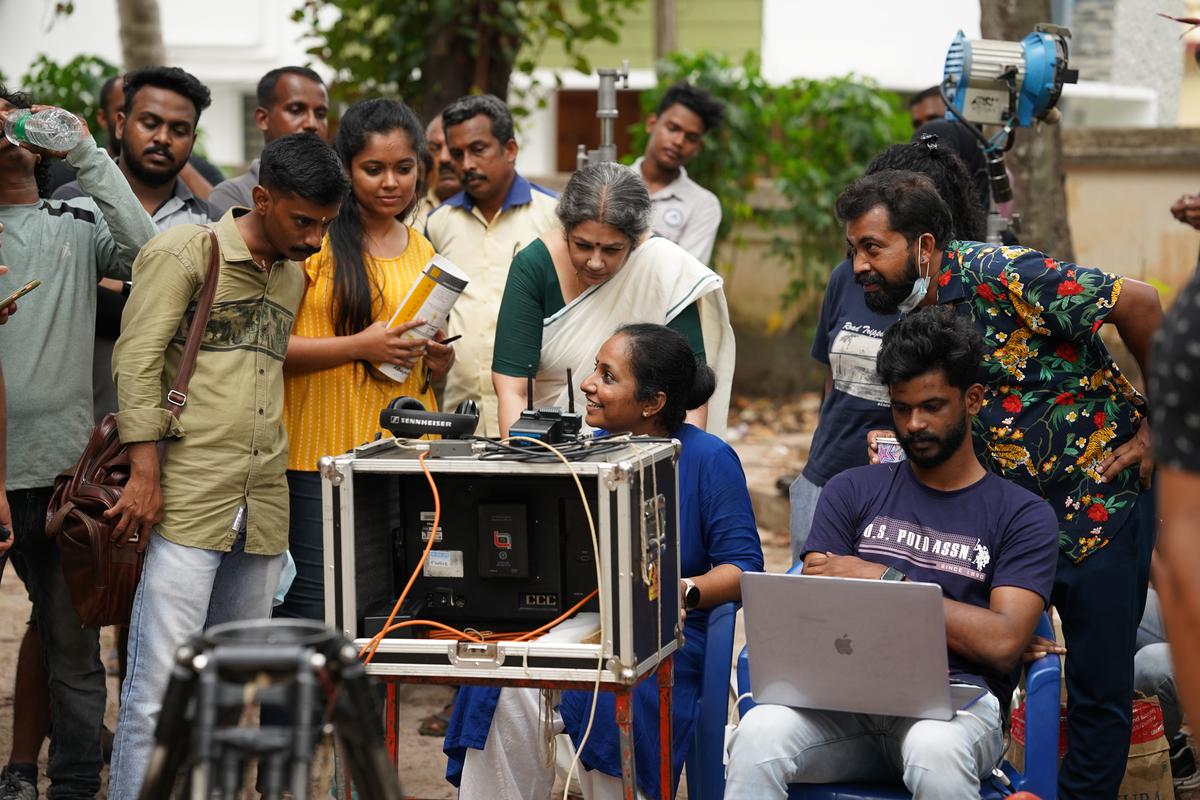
[279,98,455,622]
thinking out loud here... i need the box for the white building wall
[760,0,981,91]
[0,0,327,168]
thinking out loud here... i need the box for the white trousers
[724,691,1004,800]
[459,687,650,800]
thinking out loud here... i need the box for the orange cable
[359,450,440,664]
[358,450,601,662]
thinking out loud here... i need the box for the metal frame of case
[318,438,683,799]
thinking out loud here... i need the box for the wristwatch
[121,281,133,298]
[880,566,906,582]
[682,578,701,609]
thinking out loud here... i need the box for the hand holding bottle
[1,104,87,158]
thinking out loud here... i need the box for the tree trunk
[980,0,1075,260]
[654,0,677,63]
[115,0,167,69]
[417,10,514,125]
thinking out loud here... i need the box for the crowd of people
[0,58,1196,800]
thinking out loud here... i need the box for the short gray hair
[556,162,652,243]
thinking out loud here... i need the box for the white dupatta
[536,237,735,438]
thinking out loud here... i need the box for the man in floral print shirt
[836,170,1163,800]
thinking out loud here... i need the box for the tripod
[137,619,402,800]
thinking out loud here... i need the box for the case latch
[448,641,505,668]
[317,456,344,486]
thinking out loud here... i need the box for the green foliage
[19,54,119,135]
[627,51,910,302]
[292,0,639,119]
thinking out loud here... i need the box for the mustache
[291,246,320,258]
[855,272,882,287]
[897,431,940,446]
[142,145,174,162]
[462,170,485,183]
[437,163,457,177]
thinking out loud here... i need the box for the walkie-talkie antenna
[566,369,575,413]
[526,365,535,413]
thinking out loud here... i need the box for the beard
[121,139,180,187]
[858,249,920,314]
[897,413,968,469]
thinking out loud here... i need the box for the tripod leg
[137,641,203,800]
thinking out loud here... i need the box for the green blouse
[492,239,706,378]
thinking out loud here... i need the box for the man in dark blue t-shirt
[789,136,988,564]
[727,307,1060,799]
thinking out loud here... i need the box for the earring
[642,411,649,418]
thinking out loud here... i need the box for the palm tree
[116,0,166,69]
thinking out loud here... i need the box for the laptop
[741,572,988,721]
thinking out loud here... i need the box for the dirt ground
[0,403,804,799]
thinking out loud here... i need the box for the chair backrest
[685,601,739,800]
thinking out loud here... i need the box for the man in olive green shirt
[106,134,347,799]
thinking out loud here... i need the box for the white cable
[500,436,605,800]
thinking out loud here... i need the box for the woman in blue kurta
[444,323,764,799]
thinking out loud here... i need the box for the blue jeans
[724,691,1003,799]
[1052,490,1155,800]
[5,488,105,799]
[788,474,822,566]
[107,530,284,800]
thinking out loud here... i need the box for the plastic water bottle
[3,108,83,151]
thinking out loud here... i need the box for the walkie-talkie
[560,368,583,438]
[509,365,565,443]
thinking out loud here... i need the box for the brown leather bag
[45,229,222,627]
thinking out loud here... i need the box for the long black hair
[329,98,426,340]
[865,133,987,243]
[618,323,715,432]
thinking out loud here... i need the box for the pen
[440,334,463,345]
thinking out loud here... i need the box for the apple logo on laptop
[834,634,853,655]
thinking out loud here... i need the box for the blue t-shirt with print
[803,260,901,487]
[805,461,1058,706]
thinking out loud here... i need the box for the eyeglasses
[918,133,940,152]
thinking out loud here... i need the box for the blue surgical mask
[897,236,931,314]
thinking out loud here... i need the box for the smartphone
[0,279,41,311]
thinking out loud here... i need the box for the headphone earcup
[454,400,480,417]
[387,396,427,412]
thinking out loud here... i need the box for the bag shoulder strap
[163,228,221,419]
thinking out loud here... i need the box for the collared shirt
[634,156,722,265]
[937,240,1145,562]
[208,158,260,218]
[409,187,442,227]
[113,210,305,555]
[0,139,156,490]
[52,173,215,229]
[424,173,558,435]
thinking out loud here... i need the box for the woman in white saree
[492,161,735,437]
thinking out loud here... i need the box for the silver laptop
[742,572,988,721]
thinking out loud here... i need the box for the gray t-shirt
[207,159,259,217]
[0,139,156,489]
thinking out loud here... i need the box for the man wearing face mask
[787,138,987,563]
[839,170,1163,800]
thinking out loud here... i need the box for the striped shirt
[284,229,437,472]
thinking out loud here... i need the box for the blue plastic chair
[684,601,739,800]
[731,564,1061,800]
